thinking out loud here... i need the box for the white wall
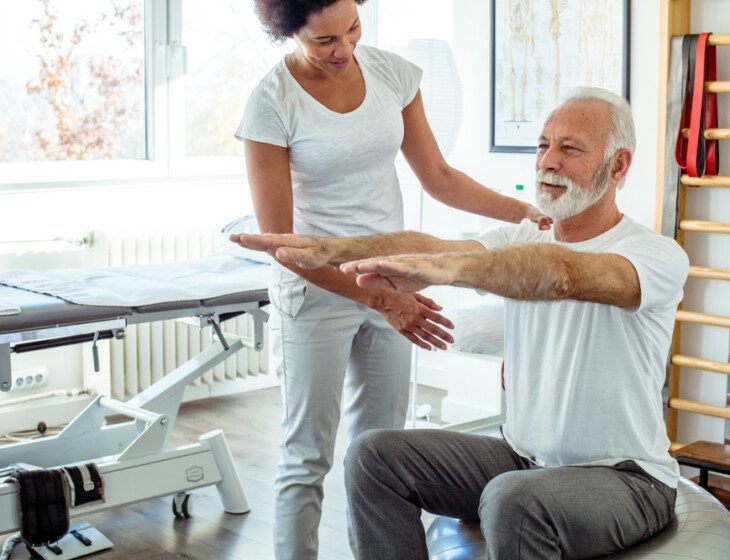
[0,180,253,245]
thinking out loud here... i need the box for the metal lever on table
[207,317,230,351]
[91,331,100,373]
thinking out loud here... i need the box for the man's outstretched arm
[342,243,641,308]
[230,231,483,269]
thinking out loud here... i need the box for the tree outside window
[0,0,145,163]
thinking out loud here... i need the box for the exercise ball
[426,477,730,559]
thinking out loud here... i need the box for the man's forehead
[541,100,610,141]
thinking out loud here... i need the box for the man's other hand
[341,254,458,293]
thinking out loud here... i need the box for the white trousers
[269,272,411,560]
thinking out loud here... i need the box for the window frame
[165,0,244,177]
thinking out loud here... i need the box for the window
[180,0,287,159]
[170,0,290,174]
[0,0,293,186]
[0,0,145,164]
[0,0,153,185]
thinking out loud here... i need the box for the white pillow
[220,216,274,264]
[446,300,504,356]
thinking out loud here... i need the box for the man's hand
[229,233,334,268]
[341,253,459,293]
[376,291,454,351]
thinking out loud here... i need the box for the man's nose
[537,145,562,173]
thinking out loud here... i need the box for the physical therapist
[234,1,549,558]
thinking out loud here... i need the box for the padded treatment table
[0,281,269,392]
[426,477,730,559]
[0,275,270,537]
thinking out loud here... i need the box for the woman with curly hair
[235,1,549,557]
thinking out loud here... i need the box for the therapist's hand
[230,233,334,268]
[525,204,552,231]
[375,291,454,351]
[342,253,458,294]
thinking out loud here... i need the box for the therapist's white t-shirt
[475,216,689,488]
[235,44,422,238]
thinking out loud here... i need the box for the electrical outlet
[11,366,49,391]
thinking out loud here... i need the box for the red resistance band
[675,32,719,179]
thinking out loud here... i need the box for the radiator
[84,230,269,401]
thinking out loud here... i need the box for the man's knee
[479,471,549,534]
[344,429,392,488]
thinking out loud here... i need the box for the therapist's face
[293,0,362,74]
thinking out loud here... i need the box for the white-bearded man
[231,87,688,559]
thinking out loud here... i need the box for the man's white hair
[546,87,635,188]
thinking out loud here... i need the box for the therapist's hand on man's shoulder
[525,204,553,230]
[230,233,336,269]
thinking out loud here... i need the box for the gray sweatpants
[270,280,411,560]
[345,429,676,559]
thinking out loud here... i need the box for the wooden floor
[2,385,445,560]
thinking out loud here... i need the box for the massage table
[0,257,270,556]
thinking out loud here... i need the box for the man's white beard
[535,156,612,220]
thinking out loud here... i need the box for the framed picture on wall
[490,0,630,153]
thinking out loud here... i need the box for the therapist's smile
[329,57,351,69]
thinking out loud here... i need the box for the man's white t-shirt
[235,44,422,238]
[475,216,689,488]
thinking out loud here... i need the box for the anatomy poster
[491,0,629,152]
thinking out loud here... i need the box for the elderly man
[231,87,688,559]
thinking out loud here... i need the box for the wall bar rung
[675,310,730,328]
[708,33,730,46]
[681,175,730,187]
[679,220,730,234]
[688,265,730,281]
[672,354,730,375]
[669,398,730,420]
[705,81,730,93]
[681,127,730,139]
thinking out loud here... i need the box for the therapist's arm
[401,91,551,230]
[342,243,641,308]
[231,230,483,270]
[244,139,455,350]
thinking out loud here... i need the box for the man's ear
[611,148,632,183]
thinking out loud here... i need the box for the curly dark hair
[254,0,369,41]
